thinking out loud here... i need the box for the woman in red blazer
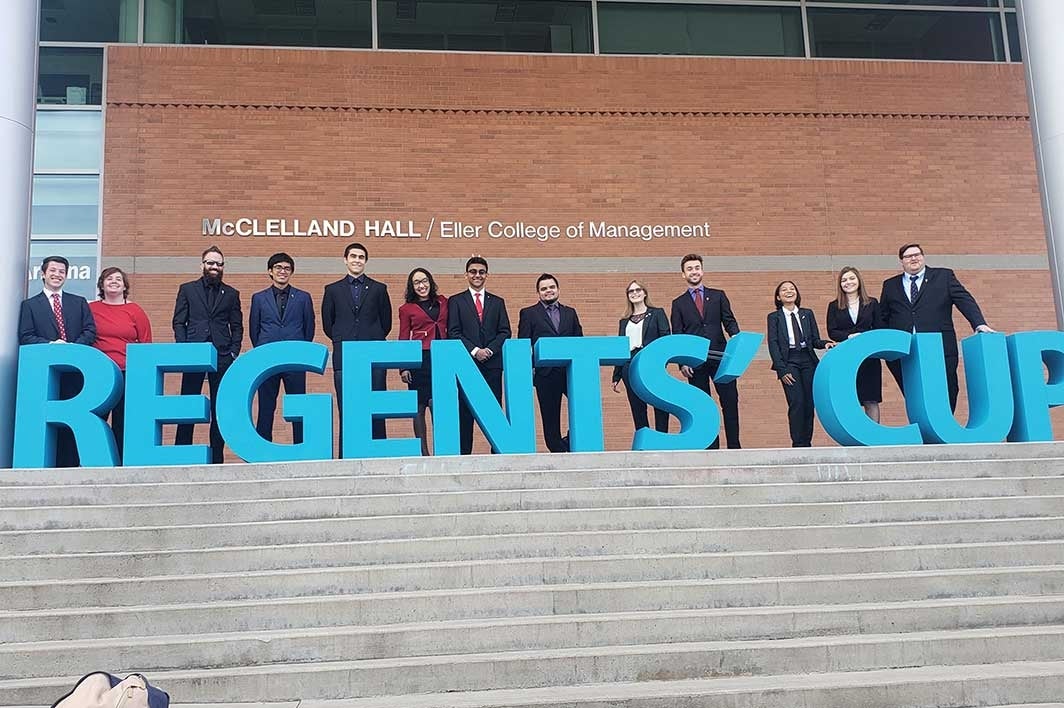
[397,268,448,455]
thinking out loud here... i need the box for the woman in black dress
[611,279,671,432]
[825,266,882,422]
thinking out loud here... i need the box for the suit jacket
[398,295,449,350]
[517,301,584,384]
[878,267,986,359]
[321,275,392,370]
[613,307,670,383]
[766,307,830,378]
[670,287,740,359]
[825,298,880,343]
[18,291,96,345]
[447,289,511,370]
[172,278,243,359]
[249,286,315,347]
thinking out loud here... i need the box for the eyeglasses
[627,287,644,294]
[412,278,430,286]
[271,264,293,272]
[467,269,487,276]
[901,253,923,260]
[203,260,225,267]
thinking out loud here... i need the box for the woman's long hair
[835,266,870,310]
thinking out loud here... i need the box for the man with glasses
[447,256,512,455]
[249,252,316,444]
[879,243,994,412]
[173,245,244,463]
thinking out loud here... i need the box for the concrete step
[4,595,1063,679]
[4,565,1063,643]
[5,477,1064,529]
[5,516,1062,581]
[2,626,1064,703]
[5,498,1064,555]
[5,541,1064,611]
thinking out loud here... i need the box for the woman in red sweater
[89,267,153,460]
[397,268,448,456]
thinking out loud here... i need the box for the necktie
[207,284,218,311]
[790,311,805,348]
[51,293,67,341]
[909,274,919,302]
[692,289,704,317]
[548,304,561,331]
[474,292,484,322]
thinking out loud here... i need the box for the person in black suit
[172,245,244,464]
[611,279,671,433]
[447,256,512,455]
[518,273,584,453]
[18,255,97,467]
[321,242,393,455]
[670,254,742,449]
[767,280,835,448]
[249,252,316,444]
[825,266,882,422]
[879,243,994,413]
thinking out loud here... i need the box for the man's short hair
[201,245,224,260]
[41,255,69,273]
[898,243,923,259]
[268,252,295,271]
[344,242,368,259]
[681,253,703,270]
[536,273,558,290]
[466,256,489,272]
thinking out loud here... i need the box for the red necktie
[693,290,704,317]
[51,293,67,341]
[474,292,484,322]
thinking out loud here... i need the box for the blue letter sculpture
[1007,330,1064,442]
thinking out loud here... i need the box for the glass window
[810,0,999,6]
[27,241,100,301]
[145,0,372,47]
[34,112,103,173]
[40,0,138,42]
[598,3,804,58]
[808,8,1005,61]
[31,176,101,238]
[38,48,104,106]
[378,0,592,53]
[1006,13,1020,61]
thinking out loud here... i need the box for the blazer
[447,289,511,370]
[825,298,880,343]
[766,307,830,378]
[517,301,584,384]
[878,267,986,359]
[172,278,243,358]
[321,275,392,370]
[612,307,670,383]
[398,295,449,350]
[670,287,740,357]
[18,291,96,345]
[249,286,315,347]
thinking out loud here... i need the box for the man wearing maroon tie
[18,255,97,466]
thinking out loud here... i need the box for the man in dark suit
[249,252,316,444]
[18,255,97,467]
[879,243,994,412]
[670,253,742,449]
[518,273,584,453]
[447,256,512,455]
[321,242,392,454]
[172,245,244,464]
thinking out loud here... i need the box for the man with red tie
[670,253,742,449]
[447,256,511,455]
[18,255,97,466]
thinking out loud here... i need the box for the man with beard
[172,245,244,463]
[518,273,583,452]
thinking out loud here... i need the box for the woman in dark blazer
[611,279,671,432]
[825,266,882,422]
[397,268,448,456]
[767,280,834,448]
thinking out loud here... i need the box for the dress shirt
[468,287,487,356]
[543,301,561,331]
[907,268,926,302]
[781,305,802,347]
[272,285,290,318]
[347,275,365,308]
[625,318,643,351]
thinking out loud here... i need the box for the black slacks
[54,371,84,467]
[535,370,570,453]
[256,371,307,444]
[689,359,741,449]
[175,356,233,464]
[780,348,817,448]
[887,355,960,413]
[619,362,669,433]
[334,367,387,458]
[460,366,503,455]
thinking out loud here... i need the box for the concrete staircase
[2,444,1064,707]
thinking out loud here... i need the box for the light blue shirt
[906,267,926,303]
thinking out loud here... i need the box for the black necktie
[790,311,805,348]
[909,275,919,302]
[207,284,217,311]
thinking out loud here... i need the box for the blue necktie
[909,274,919,302]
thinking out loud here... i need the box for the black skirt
[408,348,433,405]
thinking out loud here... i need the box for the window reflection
[38,48,103,106]
[34,112,103,173]
[31,176,101,237]
[808,8,1004,61]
